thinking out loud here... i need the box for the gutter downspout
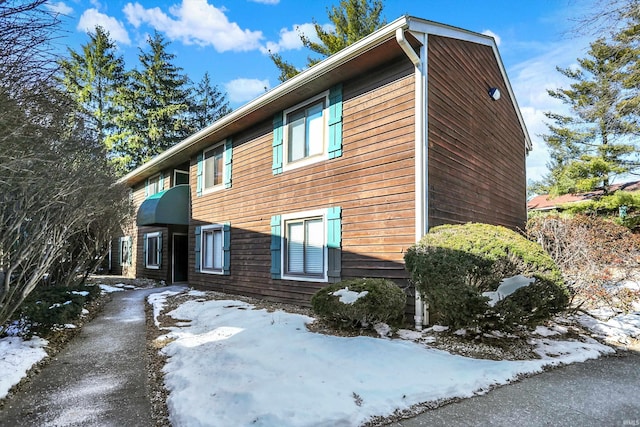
[396,27,428,330]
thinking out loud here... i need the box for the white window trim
[119,236,131,267]
[173,169,189,186]
[282,90,330,173]
[281,208,328,283]
[200,224,225,275]
[202,142,226,195]
[148,173,161,196]
[145,231,161,270]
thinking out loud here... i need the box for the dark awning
[137,184,190,226]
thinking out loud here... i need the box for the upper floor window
[203,144,224,192]
[283,92,329,171]
[174,170,189,186]
[147,174,162,196]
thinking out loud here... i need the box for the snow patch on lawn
[98,284,125,293]
[152,294,616,427]
[0,336,48,399]
[576,312,640,345]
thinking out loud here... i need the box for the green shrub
[404,223,569,331]
[311,278,406,329]
[16,284,101,337]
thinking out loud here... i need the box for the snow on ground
[0,336,48,399]
[98,284,126,293]
[150,290,617,427]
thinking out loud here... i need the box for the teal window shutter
[196,152,203,196]
[157,232,162,268]
[143,233,148,266]
[328,84,343,159]
[272,112,283,175]
[270,215,281,279]
[224,138,233,189]
[327,206,342,282]
[194,226,201,271]
[223,222,231,275]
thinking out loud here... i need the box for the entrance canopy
[137,184,190,226]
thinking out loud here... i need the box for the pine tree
[539,37,639,195]
[189,72,231,131]
[58,26,126,146]
[270,0,386,82]
[112,31,192,172]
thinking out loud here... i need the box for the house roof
[527,180,640,210]
[119,15,531,187]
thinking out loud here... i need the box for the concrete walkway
[389,351,640,427]
[0,286,184,427]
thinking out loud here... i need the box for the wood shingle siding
[188,60,416,305]
[427,35,527,230]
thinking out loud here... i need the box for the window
[174,170,189,186]
[273,85,343,175]
[197,224,230,275]
[203,145,224,191]
[119,236,132,267]
[147,174,162,196]
[286,100,325,163]
[145,232,161,269]
[271,207,341,282]
[285,217,324,277]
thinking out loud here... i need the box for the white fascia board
[119,16,411,185]
[407,18,532,153]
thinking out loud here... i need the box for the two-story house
[110,16,531,328]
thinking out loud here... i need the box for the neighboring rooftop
[528,181,640,211]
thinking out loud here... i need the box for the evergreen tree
[58,26,126,145]
[270,0,386,82]
[189,72,231,131]
[113,31,192,172]
[539,37,639,195]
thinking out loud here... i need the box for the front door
[172,233,188,282]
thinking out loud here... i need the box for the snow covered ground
[148,289,637,427]
[1,282,638,425]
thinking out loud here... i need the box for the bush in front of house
[404,223,569,331]
[14,284,102,337]
[311,278,406,329]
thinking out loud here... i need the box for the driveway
[0,286,185,427]
[389,351,640,426]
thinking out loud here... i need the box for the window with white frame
[147,174,162,196]
[174,170,189,186]
[203,144,224,192]
[283,92,328,170]
[201,225,224,273]
[145,232,161,269]
[282,210,327,281]
[119,236,132,267]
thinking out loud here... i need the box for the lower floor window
[145,232,161,269]
[285,216,325,278]
[201,225,223,273]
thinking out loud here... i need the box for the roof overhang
[137,184,190,226]
[119,15,532,187]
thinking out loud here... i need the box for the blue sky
[45,0,601,183]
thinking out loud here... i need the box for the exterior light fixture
[488,87,501,101]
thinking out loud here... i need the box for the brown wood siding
[189,59,416,306]
[427,35,527,231]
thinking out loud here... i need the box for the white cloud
[77,8,131,45]
[46,1,73,15]
[261,22,334,54]
[122,0,263,52]
[225,78,270,104]
[482,29,501,46]
[508,39,591,183]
